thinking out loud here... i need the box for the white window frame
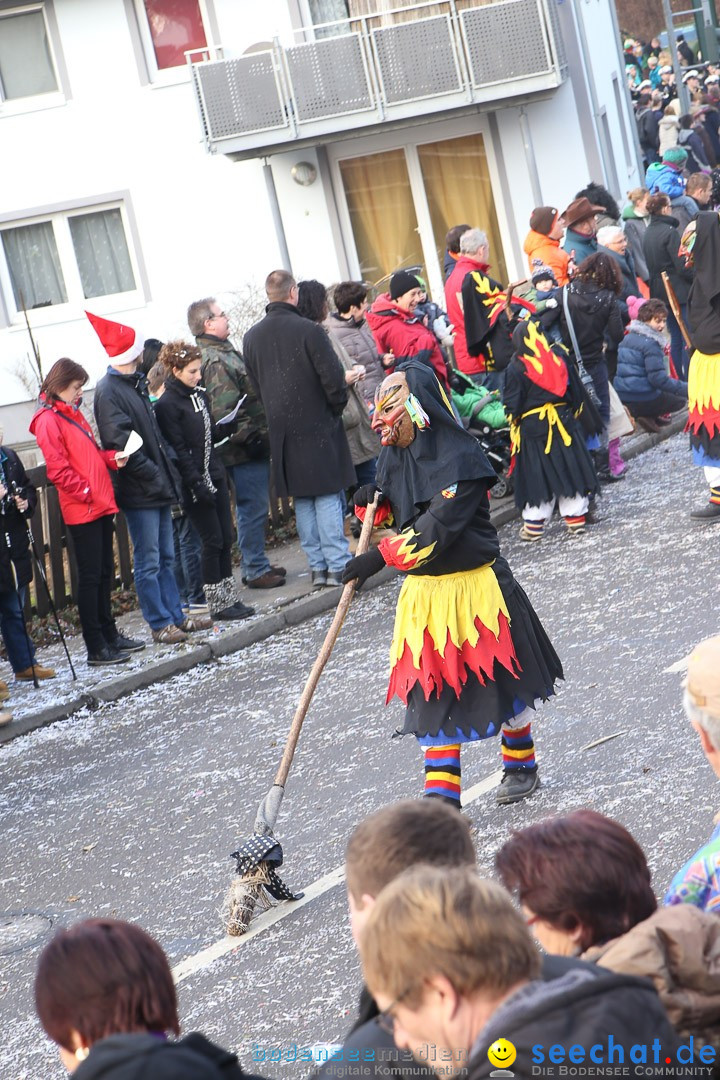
[131,0,216,87]
[0,2,68,117]
[0,197,147,328]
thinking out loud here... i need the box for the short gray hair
[459,228,488,256]
[684,689,720,751]
[597,226,624,247]
[187,297,215,337]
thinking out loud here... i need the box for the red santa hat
[85,310,143,366]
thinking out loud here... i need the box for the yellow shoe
[0,679,9,701]
[15,664,56,681]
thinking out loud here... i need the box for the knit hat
[685,635,720,720]
[662,146,688,166]
[389,271,422,300]
[531,264,557,286]
[86,310,144,366]
[627,296,646,321]
[529,206,560,236]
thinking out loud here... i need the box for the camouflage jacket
[195,334,269,467]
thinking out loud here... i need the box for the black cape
[375,360,497,529]
[688,211,720,354]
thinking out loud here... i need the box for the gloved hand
[544,297,558,309]
[353,484,378,508]
[244,433,267,460]
[341,547,385,590]
[433,315,453,340]
[191,481,215,506]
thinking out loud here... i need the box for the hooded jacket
[30,396,118,526]
[678,126,710,174]
[646,161,686,198]
[326,312,385,405]
[522,230,572,287]
[643,213,694,304]
[0,447,36,594]
[615,320,688,402]
[622,204,651,283]
[72,1031,267,1080]
[366,294,449,385]
[444,254,489,374]
[658,114,680,156]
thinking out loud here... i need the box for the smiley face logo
[488,1039,517,1070]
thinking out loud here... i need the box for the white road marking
[173,769,502,984]
[663,655,692,674]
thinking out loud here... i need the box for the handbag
[562,286,601,407]
[607,382,635,440]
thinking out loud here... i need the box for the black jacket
[73,1031,268,1080]
[557,281,625,367]
[0,447,36,594]
[243,303,355,498]
[643,213,694,305]
[154,375,226,505]
[94,368,181,510]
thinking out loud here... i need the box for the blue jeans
[0,587,35,673]
[294,492,350,574]
[124,506,184,630]
[586,360,610,444]
[668,305,690,380]
[229,460,272,581]
[172,514,205,606]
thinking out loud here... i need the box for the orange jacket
[523,230,571,286]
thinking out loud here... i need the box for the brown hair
[637,298,668,322]
[265,269,296,302]
[35,918,180,1051]
[41,358,89,399]
[146,360,167,395]
[159,340,202,372]
[573,252,622,294]
[646,192,670,215]
[187,297,215,337]
[361,866,539,1007]
[445,223,471,254]
[495,810,657,953]
[686,172,712,196]
[345,799,475,903]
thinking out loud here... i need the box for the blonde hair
[360,866,539,1007]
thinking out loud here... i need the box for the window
[0,203,142,321]
[0,5,59,102]
[138,0,208,72]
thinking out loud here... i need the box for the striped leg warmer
[423,744,461,803]
[501,721,536,771]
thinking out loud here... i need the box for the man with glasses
[188,297,285,590]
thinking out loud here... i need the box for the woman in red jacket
[367,271,450,387]
[30,359,144,667]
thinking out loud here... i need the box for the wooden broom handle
[273,493,382,788]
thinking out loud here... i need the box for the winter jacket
[658,114,680,156]
[643,213,694,304]
[73,1031,268,1080]
[637,105,661,153]
[445,253,489,374]
[598,244,639,304]
[678,126,710,174]
[243,302,355,499]
[325,312,385,405]
[522,229,572,286]
[195,334,269,467]
[701,105,720,161]
[366,294,449,384]
[646,160,685,198]
[670,194,700,235]
[326,331,380,465]
[615,321,688,402]
[93,367,181,510]
[469,966,681,1079]
[0,447,36,595]
[622,205,650,283]
[30,396,118,526]
[555,281,625,366]
[562,227,598,265]
[583,905,720,1055]
[154,375,226,507]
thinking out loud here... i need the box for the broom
[222,493,381,935]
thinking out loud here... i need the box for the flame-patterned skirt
[688,350,720,466]
[387,563,562,744]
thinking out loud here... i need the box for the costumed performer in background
[504,319,599,541]
[341,361,563,807]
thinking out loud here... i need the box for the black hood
[688,211,720,353]
[73,1031,253,1080]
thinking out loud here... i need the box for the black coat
[73,1031,268,1080]
[154,375,226,504]
[243,303,355,498]
[0,447,36,595]
[556,281,625,366]
[643,213,694,305]
[94,368,181,510]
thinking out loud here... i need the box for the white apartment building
[1,0,641,442]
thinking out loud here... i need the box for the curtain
[2,221,67,309]
[418,132,508,284]
[0,10,57,100]
[68,209,136,299]
[339,149,423,289]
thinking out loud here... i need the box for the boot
[496,768,540,805]
[594,448,622,484]
[607,438,626,478]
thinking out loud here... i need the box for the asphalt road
[2,431,718,1079]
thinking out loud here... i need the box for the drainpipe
[263,159,293,274]
[569,0,614,191]
[518,107,543,206]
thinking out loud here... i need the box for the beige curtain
[348,0,485,29]
[339,149,423,288]
[417,132,508,284]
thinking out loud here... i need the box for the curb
[0,415,685,746]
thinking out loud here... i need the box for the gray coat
[325,312,385,405]
[327,332,381,466]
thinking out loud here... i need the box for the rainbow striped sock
[564,514,585,534]
[710,487,720,507]
[501,721,536,771]
[424,744,461,803]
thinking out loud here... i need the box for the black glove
[191,481,215,506]
[244,433,267,460]
[353,484,379,509]
[341,547,385,590]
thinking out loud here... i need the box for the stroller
[448,365,514,499]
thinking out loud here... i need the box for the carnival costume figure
[341,361,563,807]
[504,319,599,540]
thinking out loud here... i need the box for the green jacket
[195,334,269,467]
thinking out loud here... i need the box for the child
[615,298,687,432]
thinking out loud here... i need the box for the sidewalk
[0,413,686,744]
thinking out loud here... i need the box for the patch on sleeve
[441,484,458,499]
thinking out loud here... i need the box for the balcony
[188,0,568,159]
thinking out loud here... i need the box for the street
[2,429,718,1079]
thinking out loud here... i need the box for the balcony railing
[188,0,567,156]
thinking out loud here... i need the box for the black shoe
[214,603,255,620]
[87,644,131,667]
[496,768,540,805]
[324,573,343,587]
[691,502,720,520]
[108,633,146,653]
[312,570,327,588]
